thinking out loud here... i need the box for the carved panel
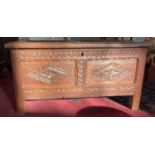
[21,61,76,86]
[26,64,68,84]
[92,62,132,81]
[86,58,137,84]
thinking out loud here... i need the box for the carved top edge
[5,41,151,49]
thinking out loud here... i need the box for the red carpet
[0,71,154,117]
[24,98,153,117]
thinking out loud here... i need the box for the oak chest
[5,41,150,113]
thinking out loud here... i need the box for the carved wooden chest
[5,41,150,113]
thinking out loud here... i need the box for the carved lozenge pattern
[92,62,132,81]
[26,64,68,84]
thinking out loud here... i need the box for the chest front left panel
[21,61,75,87]
[16,49,79,99]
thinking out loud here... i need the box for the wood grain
[5,41,151,49]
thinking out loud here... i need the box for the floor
[0,70,154,117]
